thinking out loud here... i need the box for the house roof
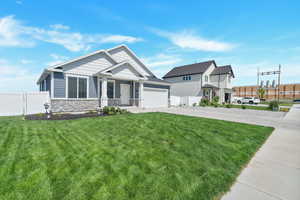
[162,60,216,78]
[211,65,235,78]
[146,76,170,84]
[37,45,158,84]
[202,84,219,89]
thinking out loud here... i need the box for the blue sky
[1,0,300,92]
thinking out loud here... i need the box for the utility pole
[257,67,260,98]
[277,64,281,102]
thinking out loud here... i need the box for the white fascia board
[93,61,145,78]
[144,80,171,86]
[107,44,155,77]
[46,50,117,71]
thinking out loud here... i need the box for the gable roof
[107,45,156,77]
[94,61,145,78]
[37,44,158,84]
[162,60,216,78]
[211,65,235,78]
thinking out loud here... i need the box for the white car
[232,96,243,104]
[239,97,260,104]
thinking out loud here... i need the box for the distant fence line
[0,92,50,116]
[170,96,202,106]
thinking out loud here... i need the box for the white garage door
[143,88,168,108]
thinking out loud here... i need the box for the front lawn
[0,113,273,200]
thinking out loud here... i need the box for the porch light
[44,103,50,119]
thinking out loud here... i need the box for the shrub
[212,96,220,104]
[192,103,197,107]
[241,105,246,109]
[268,101,279,111]
[199,98,209,106]
[103,106,130,115]
[103,106,110,114]
[213,103,219,108]
[225,104,232,108]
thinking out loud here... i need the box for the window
[78,78,87,98]
[68,76,87,98]
[107,81,114,98]
[182,75,191,81]
[228,76,231,83]
[205,75,208,82]
[68,77,78,98]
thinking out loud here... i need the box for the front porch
[99,77,144,108]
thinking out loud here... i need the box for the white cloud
[0,15,143,52]
[151,28,236,52]
[20,59,33,64]
[49,24,70,30]
[141,53,182,68]
[46,54,69,66]
[99,35,143,43]
[0,59,39,92]
[0,15,35,47]
[141,53,183,78]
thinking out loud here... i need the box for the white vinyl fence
[170,96,202,106]
[0,92,50,116]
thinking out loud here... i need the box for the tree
[258,88,265,99]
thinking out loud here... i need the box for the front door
[120,84,130,105]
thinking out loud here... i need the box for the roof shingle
[211,65,234,77]
[163,60,216,78]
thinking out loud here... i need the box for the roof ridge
[172,60,215,69]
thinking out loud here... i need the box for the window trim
[66,74,89,99]
[182,75,191,81]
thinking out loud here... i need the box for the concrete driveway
[130,106,286,127]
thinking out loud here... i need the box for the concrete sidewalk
[222,104,300,200]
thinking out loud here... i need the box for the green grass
[229,104,272,111]
[0,113,273,200]
[260,101,294,107]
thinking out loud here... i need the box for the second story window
[205,75,209,82]
[183,75,191,81]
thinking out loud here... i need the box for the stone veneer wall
[51,99,99,112]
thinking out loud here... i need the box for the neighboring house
[37,45,170,112]
[163,60,234,103]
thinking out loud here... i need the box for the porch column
[101,77,108,107]
[133,81,136,106]
[209,89,213,101]
[139,81,144,108]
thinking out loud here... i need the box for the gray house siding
[53,72,66,98]
[89,76,98,98]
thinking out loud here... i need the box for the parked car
[293,99,300,103]
[232,96,243,104]
[240,97,260,104]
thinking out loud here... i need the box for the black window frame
[67,76,88,99]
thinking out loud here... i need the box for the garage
[143,88,168,108]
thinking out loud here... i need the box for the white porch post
[209,89,213,101]
[139,81,144,108]
[101,77,108,107]
[133,81,136,106]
